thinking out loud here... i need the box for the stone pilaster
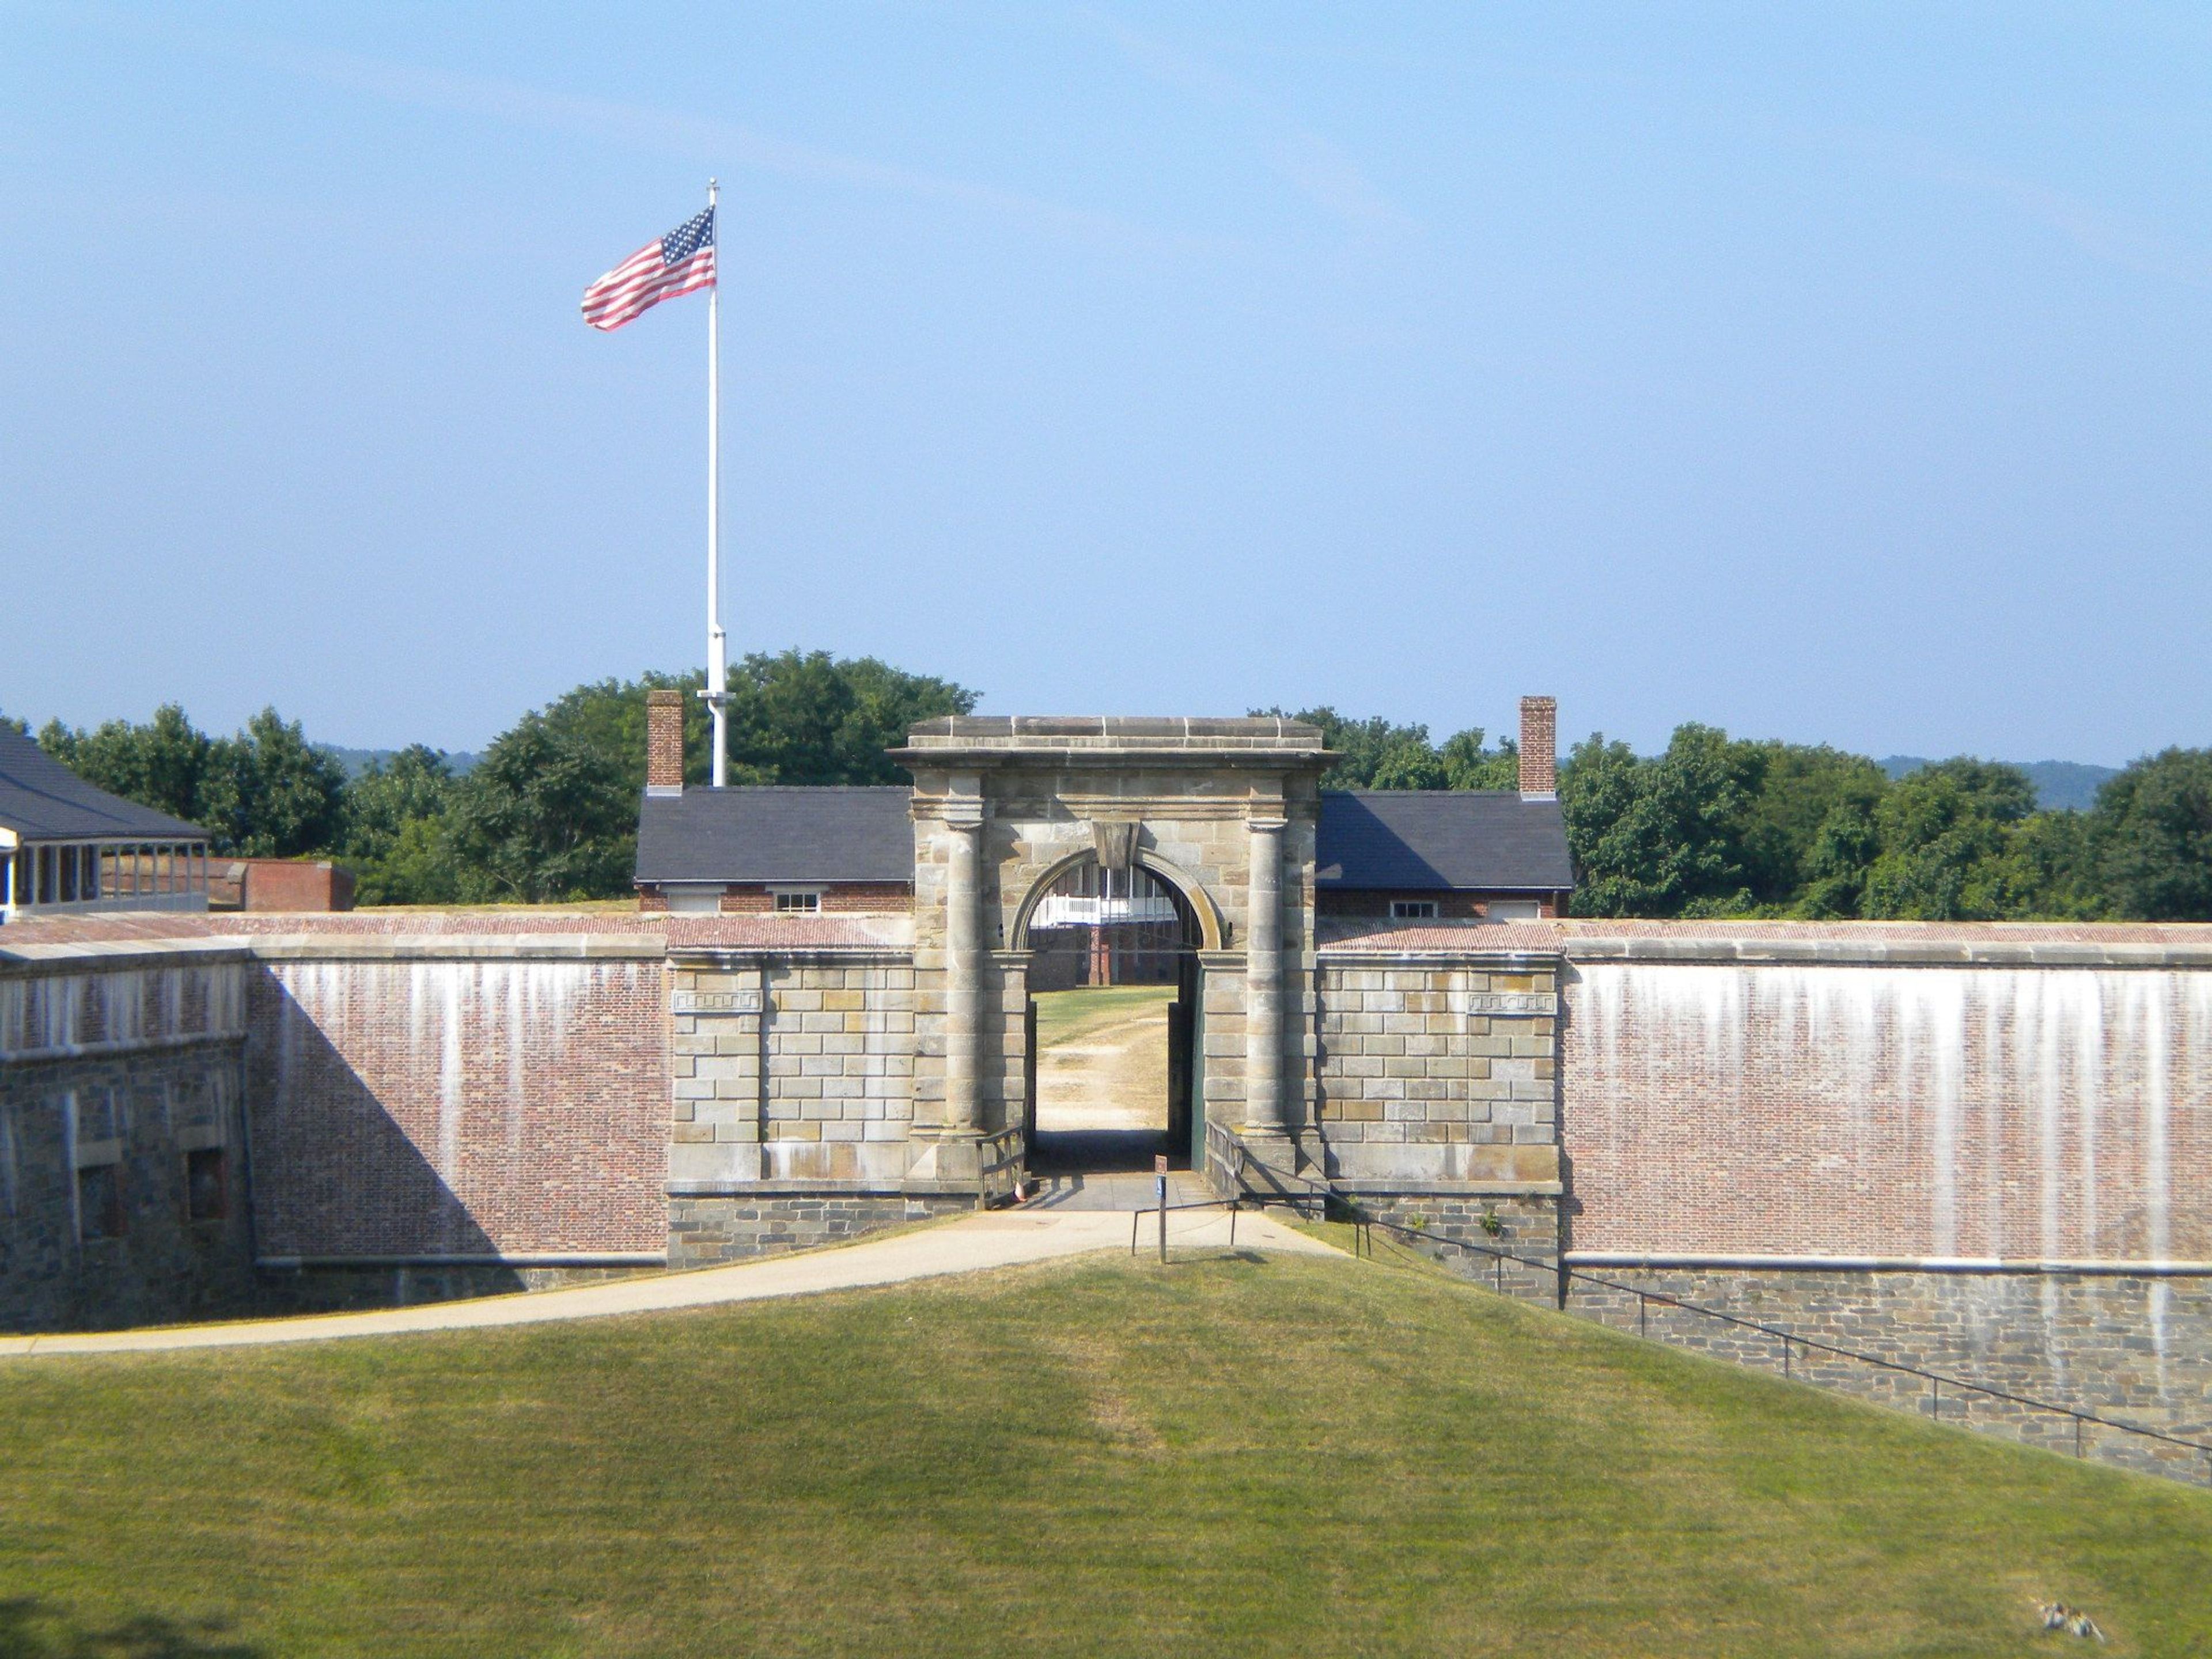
[1244,815,1287,1144]
[940,798,986,1141]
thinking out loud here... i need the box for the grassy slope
[3,1253,2210,1658]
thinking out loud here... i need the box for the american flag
[581,207,715,332]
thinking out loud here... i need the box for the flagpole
[704,177,728,788]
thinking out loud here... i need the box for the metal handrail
[1334,1199,2212,1483]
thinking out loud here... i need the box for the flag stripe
[580,207,717,332]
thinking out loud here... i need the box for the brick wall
[1560,955,2212,1261]
[247,948,668,1260]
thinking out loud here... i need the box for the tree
[1559,725,1752,916]
[445,715,635,902]
[1734,743,1888,910]
[340,746,463,905]
[1250,707,1517,791]
[724,650,979,784]
[1860,759,2037,920]
[2090,748,2212,920]
[39,704,210,824]
[195,708,348,858]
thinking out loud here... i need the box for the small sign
[672,990,763,1016]
[1154,1154,1169,1175]
[1465,991,1556,1016]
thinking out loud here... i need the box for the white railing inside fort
[1031,892,1179,929]
[0,839,211,923]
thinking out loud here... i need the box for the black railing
[1331,1199,2212,1487]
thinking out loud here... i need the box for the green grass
[3,1252,2209,1657]
[1031,983,1176,1050]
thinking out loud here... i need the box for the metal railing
[1332,1199,2212,1487]
[977,1127,1025,1206]
[1203,1119,1329,1217]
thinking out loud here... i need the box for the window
[78,1162,123,1241]
[186,1148,227,1222]
[1484,900,1543,922]
[1391,899,1440,921]
[774,890,822,914]
[664,885,723,915]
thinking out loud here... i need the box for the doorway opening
[1023,858,1202,1176]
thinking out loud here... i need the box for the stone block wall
[1562,1266,2212,1484]
[1313,954,1562,1188]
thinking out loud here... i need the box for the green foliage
[196,709,349,858]
[1861,760,2039,921]
[339,747,463,906]
[2090,747,2212,921]
[442,715,636,903]
[40,704,211,825]
[36,704,343,857]
[1250,707,1517,791]
[1560,726,1753,917]
[725,649,979,785]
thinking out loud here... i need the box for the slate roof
[634,787,916,884]
[0,725,208,843]
[1315,791,1573,893]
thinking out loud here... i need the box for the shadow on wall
[0,1598,263,1659]
[245,974,520,1304]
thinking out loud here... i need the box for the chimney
[646,689,685,795]
[1518,695,1556,800]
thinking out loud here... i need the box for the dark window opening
[774,891,821,914]
[186,1147,227,1222]
[78,1163,123,1241]
[1391,899,1440,920]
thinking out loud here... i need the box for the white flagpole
[704,178,728,787]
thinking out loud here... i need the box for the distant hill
[319,744,479,779]
[1879,756,2117,813]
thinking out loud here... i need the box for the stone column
[942,805,986,1137]
[1244,815,1286,1136]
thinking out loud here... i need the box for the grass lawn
[3,1251,2210,1657]
[1031,983,1177,1051]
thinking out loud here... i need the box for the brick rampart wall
[247,949,667,1260]
[1560,952,2212,1262]
[1,949,257,1331]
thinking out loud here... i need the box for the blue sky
[4,4,2207,762]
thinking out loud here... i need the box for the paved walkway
[0,1206,1336,1359]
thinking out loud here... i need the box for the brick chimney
[1518,695,1557,800]
[646,689,685,796]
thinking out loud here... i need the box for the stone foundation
[1562,1264,2212,1484]
[1348,1192,1560,1304]
[669,1191,975,1267]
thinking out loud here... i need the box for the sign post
[1155,1153,1169,1263]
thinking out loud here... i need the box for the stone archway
[891,716,1336,1192]
[1014,850,1208,1171]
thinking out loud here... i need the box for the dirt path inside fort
[1032,986,1173,1134]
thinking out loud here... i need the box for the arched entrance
[1016,853,1206,1175]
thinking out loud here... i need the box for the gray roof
[0,725,208,843]
[635,787,915,885]
[1315,791,1573,893]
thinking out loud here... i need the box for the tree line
[10,667,2209,919]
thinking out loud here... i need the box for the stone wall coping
[666,946,915,967]
[244,934,668,962]
[0,937,255,977]
[1333,1179,1565,1197]
[1315,946,1562,968]
[668,1180,949,1198]
[901,714,1329,749]
[1568,1251,2212,1277]
[1563,937,2212,969]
